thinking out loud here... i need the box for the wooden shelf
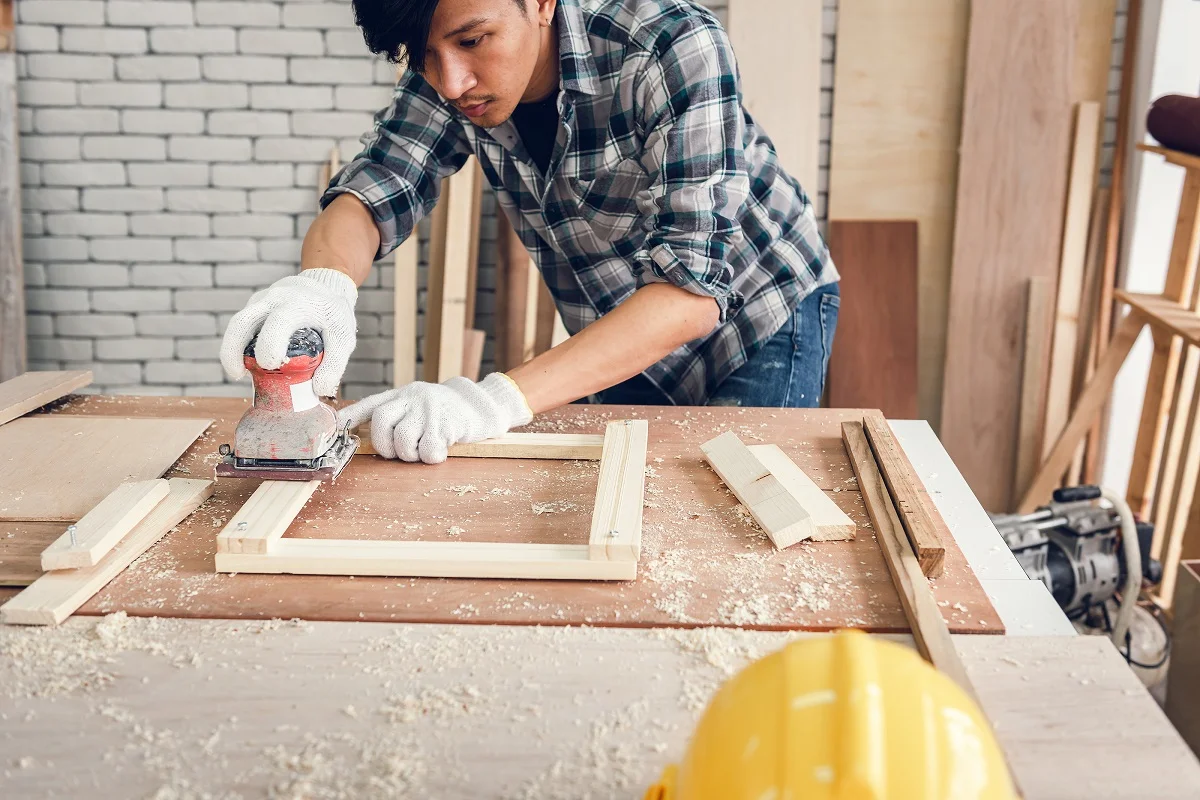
[1138,143,1200,172]
[1116,290,1200,346]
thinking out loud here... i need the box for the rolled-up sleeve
[320,70,472,259]
[631,17,748,321]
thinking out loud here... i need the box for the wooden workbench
[0,395,1002,633]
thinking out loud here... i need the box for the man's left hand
[337,373,534,464]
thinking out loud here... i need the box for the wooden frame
[215,420,648,581]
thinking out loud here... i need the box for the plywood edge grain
[0,370,93,427]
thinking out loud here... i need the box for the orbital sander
[216,328,359,482]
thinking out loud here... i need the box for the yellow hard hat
[645,630,1016,800]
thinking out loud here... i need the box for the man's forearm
[300,193,381,287]
[507,282,720,414]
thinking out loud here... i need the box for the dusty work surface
[0,396,1003,633]
[2,617,1196,799]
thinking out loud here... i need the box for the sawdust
[262,732,427,799]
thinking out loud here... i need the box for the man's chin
[469,105,516,129]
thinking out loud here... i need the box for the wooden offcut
[940,0,1079,511]
[40,480,169,571]
[862,413,947,577]
[0,478,214,626]
[0,370,92,427]
[826,221,919,418]
[748,443,855,542]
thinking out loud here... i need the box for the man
[220,0,838,464]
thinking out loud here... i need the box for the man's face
[422,0,550,128]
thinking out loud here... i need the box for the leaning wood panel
[826,221,919,418]
[0,370,92,427]
[940,0,1079,511]
[748,444,854,541]
[355,431,606,460]
[1014,278,1055,502]
[216,480,321,555]
[726,0,820,195]
[842,421,974,699]
[40,480,169,571]
[0,478,213,625]
[588,420,648,562]
[827,0,969,425]
[862,413,947,577]
[0,20,23,383]
[216,540,636,581]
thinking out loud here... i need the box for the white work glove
[221,268,358,397]
[338,373,534,464]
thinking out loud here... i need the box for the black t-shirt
[511,92,560,175]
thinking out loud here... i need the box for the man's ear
[534,0,557,26]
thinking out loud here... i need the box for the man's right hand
[220,268,359,397]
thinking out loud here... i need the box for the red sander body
[216,328,359,482]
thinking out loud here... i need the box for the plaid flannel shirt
[322,0,837,405]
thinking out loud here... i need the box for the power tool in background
[992,485,1170,681]
[216,328,359,482]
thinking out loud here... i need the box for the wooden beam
[842,421,975,699]
[392,236,419,387]
[1014,277,1055,501]
[0,478,214,626]
[588,420,648,562]
[748,444,855,541]
[436,165,479,382]
[215,480,321,555]
[0,370,92,427]
[354,430,606,460]
[40,480,169,571]
[0,0,24,382]
[862,413,947,576]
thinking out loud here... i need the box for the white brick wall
[16,0,1124,400]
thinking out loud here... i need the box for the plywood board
[0,370,92,426]
[0,416,211,521]
[0,397,1004,634]
[726,0,820,196]
[826,221,918,418]
[940,0,1079,512]
[827,0,969,427]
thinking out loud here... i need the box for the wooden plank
[216,480,320,555]
[700,431,815,549]
[522,258,540,362]
[420,179,450,382]
[461,328,485,382]
[862,413,947,577]
[1014,277,1055,502]
[1118,290,1200,345]
[747,444,854,541]
[841,421,974,698]
[726,0,820,195]
[1020,311,1146,512]
[216,540,636,581]
[1073,0,1118,107]
[392,236,419,387]
[39,480,169,571]
[354,430,606,460]
[1152,342,1200,562]
[1071,187,1112,484]
[0,416,211,521]
[587,420,648,562]
[436,165,478,382]
[0,521,57,586]
[1140,143,1200,173]
[0,478,214,625]
[1043,102,1103,457]
[826,220,919,418]
[0,8,23,383]
[827,0,969,426]
[0,370,92,427]
[533,279,557,357]
[940,0,1079,512]
[496,211,533,371]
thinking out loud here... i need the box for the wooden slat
[354,430,605,460]
[216,480,320,555]
[0,370,92,427]
[726,0,820,195]
[842,421,974,698]
[827,0,969,426]
[588,420,648,562]
[1020,311,1146,512]
[461,328,485,382]
[420,179,450,383]
[392,236,419,387]
[826,220,919,418]
[0,11,23,383]
[747,444,854,541]
[862,412,947,577]
[1152,342,1200,561]
[1014,277,1055,502]
[496,211,532,371]
[1156,371,1200,607]
[0,478,214,625]
[40,480,169,571]
[1071,188,1112,484]
[1140,144,1200,173]
[1117,290,1200,345]
[533,279,557,357]
[436,165,478,382]
[940,0,1079,512]
[1043,102,1103,457]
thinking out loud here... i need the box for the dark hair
[353,0,527,73]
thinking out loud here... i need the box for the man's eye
[462,36,482,48]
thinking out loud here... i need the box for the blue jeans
[592,282,840,408]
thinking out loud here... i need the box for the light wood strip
[39,480,168,571]
[216,540,636,581]
[588,420,648,562]
[461,329,485,382]
[0,371,92,427]
[392,236,419,387]
[354,431,605,460]
[420,179,450,383]
[1118,291,1200,344]
[1157,364,1200,607]
[1014,277,1055,502]
[862,413,947,577]
[436,165,478,382]
[747,444,854,541]
[216,480,320,555]
[0,478,214,625]
[842,421,975,699]
[0,46,22,383]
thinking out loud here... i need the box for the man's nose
[438,57,477,102]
